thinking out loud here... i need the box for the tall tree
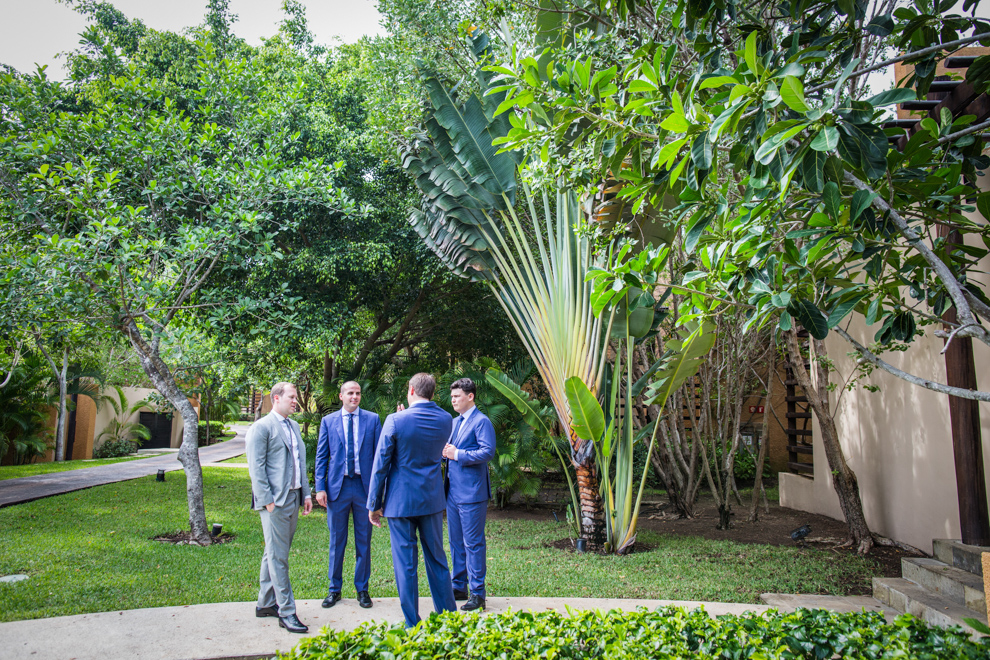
[0,17,357,543]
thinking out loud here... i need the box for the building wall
[780,183,990,553]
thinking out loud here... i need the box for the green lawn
[0,456,149,481]
[0,468,885,622]
[219,454,248,463]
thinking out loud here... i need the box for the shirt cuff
[453,448,460,461]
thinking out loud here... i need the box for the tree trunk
[35,338,69,461]
[54,347,68,461]
[571,430,605,544]
[749,348,775,522]
[204,386,212,446]
[123,319,211,545]
[785,329,873,554]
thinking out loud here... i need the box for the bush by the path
[283,607,989,659]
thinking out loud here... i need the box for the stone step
[874,577,988,636]
[902,557,986,614]
[933,539,990,577]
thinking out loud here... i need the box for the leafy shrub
[94,439,137,458]
[707,444,768,482]
[197,421,229,443]
[282,607,989,660]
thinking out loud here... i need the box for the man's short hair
[340,380,361,392]
[408,373,436,400]
[450,377,476,397]
[271,382,295,399]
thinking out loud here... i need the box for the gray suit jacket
[247,412,311,510]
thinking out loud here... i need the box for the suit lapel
[271,413,293,453]
[454,413,475,448]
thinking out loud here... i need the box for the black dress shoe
[460,594,486,611]
[322,592,342,608]
[453,589,469,601]
[357,590,373,608]
[255,605,279,618]
[278,613,309,633]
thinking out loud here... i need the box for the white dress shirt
[273,410,303,491]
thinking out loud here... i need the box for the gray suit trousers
[258,489,300,616]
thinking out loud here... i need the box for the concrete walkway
[1,597,778,660]
[0,424,250,508]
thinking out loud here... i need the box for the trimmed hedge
[281,607,989,659]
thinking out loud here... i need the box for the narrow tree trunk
[123,319,211,545]
[786,330,873,554]
[750,348,775,522]
[35,338,69,461]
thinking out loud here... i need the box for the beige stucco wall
[781,187,990,554]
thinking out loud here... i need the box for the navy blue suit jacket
[366,401,452,518]
[315,408,382,501]
[445,408,496,504]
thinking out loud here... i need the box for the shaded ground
[489,483,918,590]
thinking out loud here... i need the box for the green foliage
[483,0,990,391]
[282,606,990,660]
[93,439,138,459]
[0,353,55,464]
[196,421,229,444]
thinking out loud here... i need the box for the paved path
[1,597,777,660]
[0,424,250,508]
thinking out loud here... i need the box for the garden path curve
[0,425,250,508]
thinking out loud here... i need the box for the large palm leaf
[401,33,610,538]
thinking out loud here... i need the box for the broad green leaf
[486,369,553,437]
[654,138,687,169]
[744,31,759,75]
[699,75,739,90]
[800,150,827,192]
[866,88,916,107]
[684,212,713,253]
[645,323,716,410]
[780,76,810,112]
[691,133,713,170]
[565,376,605,442]
[661,112,689,133]
[851,189,876,221]
[810,126,839,151]
[823,182,841,220]
[788,297,828,339]
[827,292,869,328]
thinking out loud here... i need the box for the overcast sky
[0,0,385,77]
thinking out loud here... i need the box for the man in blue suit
[367,373,457,628]
[315,380,382,610]
[442,377,496,611]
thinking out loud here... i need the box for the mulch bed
[151,531,237,546]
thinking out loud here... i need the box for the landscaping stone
[0,574,28,583]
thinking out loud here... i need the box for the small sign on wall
[748,405,765,413]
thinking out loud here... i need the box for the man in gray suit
[247,381,313,633]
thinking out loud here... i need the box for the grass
[0,456,148,481]
[0,469,885,623]
[220,454,248,463]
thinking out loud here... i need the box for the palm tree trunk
[571,430,605,544]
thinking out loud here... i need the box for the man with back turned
[366,373,457,628]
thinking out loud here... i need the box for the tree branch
[843,171,990,348]
[834,326,990,402]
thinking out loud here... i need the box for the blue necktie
[346,413,356,476]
